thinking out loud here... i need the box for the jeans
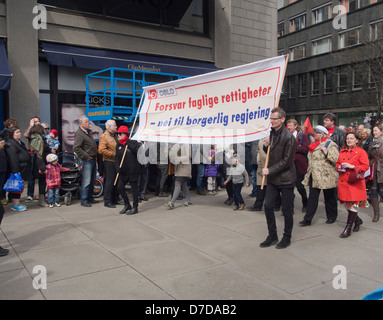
[81,159,97,203]
[47,188,60,203]
[196,164,205,191]
[233,183,244,207]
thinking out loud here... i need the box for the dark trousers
[233,183,244,207]
[264,183,295,240]
[295,166,308,208]
[117,175,139,208]
[0,203,4,225]
[303,185,338,223]
[103,161,118,204]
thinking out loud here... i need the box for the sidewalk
[0,189,382,300]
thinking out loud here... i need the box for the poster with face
[61,103,103,155]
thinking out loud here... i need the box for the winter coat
[45,163,70,189]
[6,138,31,181]
[368,136,383,185]
[98,130,117,162]
[204,150,220,177]
[115,139,142,181]
[330,126,346,149]
[303,138,339,189]
[295,132,309,175]
[169,144,191,178]
[265,125,297,186]
[336,147,369,202]
[225,163,249,185]
[74,127,98,161]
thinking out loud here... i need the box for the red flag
[303,117,313,134]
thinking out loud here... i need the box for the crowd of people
[0,109,382,256]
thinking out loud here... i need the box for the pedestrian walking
[336,132,369,238]
[205,145,220,195]
[259,107,297,249]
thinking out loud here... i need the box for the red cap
[50,129,58,137]
[117,126,129,134]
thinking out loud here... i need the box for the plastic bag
[3,173,24,193]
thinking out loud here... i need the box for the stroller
[58,152,104,205]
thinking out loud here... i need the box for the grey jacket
[225,163,249,185]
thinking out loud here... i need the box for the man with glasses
[259,107,297,249]
[98,120,119,208]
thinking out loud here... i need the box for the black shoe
[247,205,262,211]
[126,207,138,215]
[299,220,311,226]
[326,219,336,224]
[88,198,100,204]
[259,235,279,248]
[119,204,132,214]
[140,196,149,201]
[276,238,291,249]
[302,206,307,213]
[104,202,116,208]
[112,200,124,205]
[0,246,9,257]
[81,202,92,207]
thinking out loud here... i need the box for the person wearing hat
[46,129,60,153]
[300,125,340,226]
[115,126,142,215]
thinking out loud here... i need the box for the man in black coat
[260,107,297,249]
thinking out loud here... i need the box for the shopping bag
[3,173,24,193]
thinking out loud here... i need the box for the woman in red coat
[336,132,369,238]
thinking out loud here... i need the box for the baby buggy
[58,152,104,205]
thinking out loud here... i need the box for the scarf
[118,136,129,146]
[309,137,327,153]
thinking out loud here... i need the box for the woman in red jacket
[336,132,369,238]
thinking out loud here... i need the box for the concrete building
[278,0,383,127]
[0,0,277,146]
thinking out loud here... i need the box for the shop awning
[0,39,12,90]
[42,42,217,77]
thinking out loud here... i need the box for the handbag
[4,173,24,193]
[348,169,364,184]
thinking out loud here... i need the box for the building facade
[278,0,383,127]
[0,0,277,146]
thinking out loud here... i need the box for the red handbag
[348,170,364,184]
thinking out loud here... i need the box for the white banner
[132,55,288,144]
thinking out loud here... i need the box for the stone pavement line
[1,190,383,300]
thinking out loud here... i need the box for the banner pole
[114,91,146,186]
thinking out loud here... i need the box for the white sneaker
[48,203,54,208]
[54,202,61,207]
[25,196,33,202]
[164,202,175,209]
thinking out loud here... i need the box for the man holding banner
[259,107,297,249]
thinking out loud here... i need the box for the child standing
[46,129,60,153]
[44,153,69,207]
[204,145,220,195]
[224,155,249,211]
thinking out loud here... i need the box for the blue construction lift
[86,67,186,123]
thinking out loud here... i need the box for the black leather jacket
[265,125,297,186]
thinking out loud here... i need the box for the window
[311,71,320,95]
[339,0,360,12]
[299,74,307,97]
[324,70,333,94]
[339,28,360,48]
[371,20,383,40]
[278,21,285,37]
[312,3,332,24]
[352,66,364,90]
[290,14,306,32]
[312,37,332,55]
[289,44,306,61]
[288,76,297,98]
[338,68,348,92]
